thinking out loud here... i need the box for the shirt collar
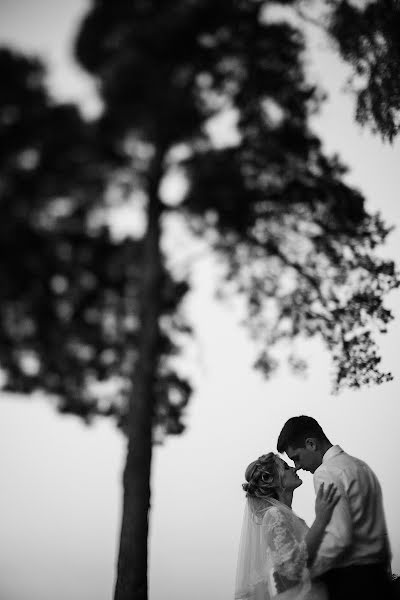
[322,444,343,463]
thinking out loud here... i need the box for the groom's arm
[310,469,353,576]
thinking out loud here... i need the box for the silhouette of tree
[0,47,191,432]
[72,2,399,598]
[0,1,399,599]
[326,0,400,142]
[295,0,400,141]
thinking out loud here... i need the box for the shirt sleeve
[311,468,353,577]
[263,507,308,594]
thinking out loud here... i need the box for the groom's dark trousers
[321,563,393,600]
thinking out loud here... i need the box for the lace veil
[234,496,314,600]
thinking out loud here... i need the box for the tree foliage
[0,0,396,445]
[304,0,400,141]
[74,0,398,393]
[0,48,190,435]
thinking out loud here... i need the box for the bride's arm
[263,507,310,590]
[305,482,339,566]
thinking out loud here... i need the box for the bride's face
[278,458,303,491]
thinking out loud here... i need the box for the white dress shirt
[312,445,391,576]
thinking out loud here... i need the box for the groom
[277,415,392,600]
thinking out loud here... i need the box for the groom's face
[286,443,321,473]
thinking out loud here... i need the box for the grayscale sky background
[0,2,399,600]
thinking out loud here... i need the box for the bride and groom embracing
[235,416,393,600]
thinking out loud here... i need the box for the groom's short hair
[277,415,328,453]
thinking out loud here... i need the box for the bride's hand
[315,482,340,524]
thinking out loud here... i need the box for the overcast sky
[0,2,399,600]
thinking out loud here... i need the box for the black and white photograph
[0,1,399,599]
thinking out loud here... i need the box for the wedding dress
[235,497,327,600]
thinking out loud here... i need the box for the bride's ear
[305,437,317,451]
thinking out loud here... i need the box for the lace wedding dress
[235,498,327,600]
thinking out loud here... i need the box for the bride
[235,452,339,600]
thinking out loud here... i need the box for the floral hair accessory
[242,452,280,498]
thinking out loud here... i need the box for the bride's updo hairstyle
[242,452,282,500]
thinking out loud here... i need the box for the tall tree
[0,1,399,600]
[72,1,399,598]
[0,47,192,600]
[0,48,191,429]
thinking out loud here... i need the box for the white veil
[234,496,317,600]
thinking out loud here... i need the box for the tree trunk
[114,146,165,600]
